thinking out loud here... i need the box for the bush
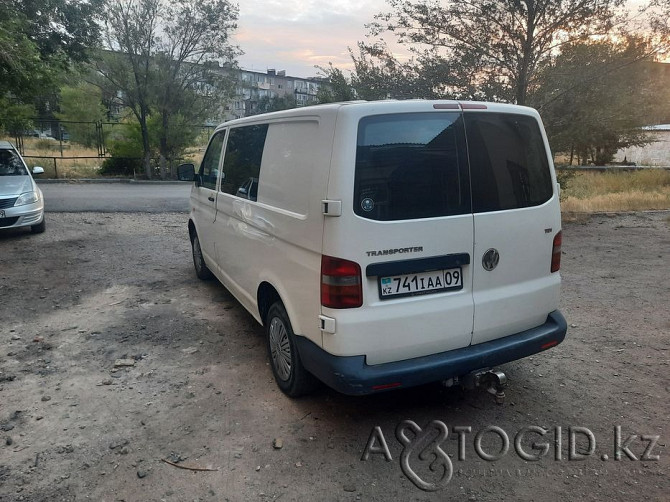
[556,168,577,199]
[100,156,143,176]
[101,120,146,176]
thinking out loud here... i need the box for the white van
[183,100,567,397]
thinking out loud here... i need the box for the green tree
[532,36,659,165]
[0,98,36,138]
[96,0,240,178]
[151,0,239,178]
[354,0,623,104]
[349,44,434,100]
[0,0,102,131]
[0,6,44,103]
[95,0,160,178]
[55,83,108,147]
[101,118,146,176]
[14,0,103,67]
[251,95,297,115]
[316,64,356,103]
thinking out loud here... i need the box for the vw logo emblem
[482,248,500,271]
[361,198,375,212]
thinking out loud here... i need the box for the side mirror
[236,187,248,197]
[32,166,45,176]
[177,163,196,182]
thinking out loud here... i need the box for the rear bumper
[295,310,567,395]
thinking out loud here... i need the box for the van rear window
[354,112,553,220]
[465,113,552,212]
[354,113,471,221]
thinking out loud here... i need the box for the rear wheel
[191,232,213,280]
[266,301,318,397]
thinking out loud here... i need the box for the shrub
[100,156,143,176]
[556,168,577,199]
[100,121,145,176]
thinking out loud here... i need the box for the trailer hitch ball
[481,370,508,405]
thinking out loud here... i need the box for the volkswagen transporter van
[184,100,567,397]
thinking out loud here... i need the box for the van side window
[220,124,269,201]
[465,113,552,212]
[199,131,226,190]
[354,113,470,221]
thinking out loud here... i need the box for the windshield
[0,149,28,176]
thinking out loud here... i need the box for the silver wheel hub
[269,317,292,381]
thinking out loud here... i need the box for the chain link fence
[6,120,215,179]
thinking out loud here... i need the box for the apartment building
[226,68,327,119]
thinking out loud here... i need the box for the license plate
[379,267,463,299]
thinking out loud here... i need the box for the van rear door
[322,109,476,365]
[464,109,561,345]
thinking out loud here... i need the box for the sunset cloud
[233,1,387,77]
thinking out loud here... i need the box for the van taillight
[321,256,363,308]
[551,231,562,273]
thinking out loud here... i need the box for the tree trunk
[137,106,152,179]
[516,5,536,107]
[143,150,152,179]
[140,120,151,179]
[159,113,169,180]
[516,73,528,106]
[159,153,167,180]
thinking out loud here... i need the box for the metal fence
[11,119,215,179]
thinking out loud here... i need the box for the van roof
[0,141,16,150]
[216,100,539,131]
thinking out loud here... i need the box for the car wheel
[192,232,213,280]
[31,217,46,234]
[266,301,318,397]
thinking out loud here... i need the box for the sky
[232,0,664,78]
[233,0,391,78]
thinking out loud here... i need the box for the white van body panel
[471,204,561,344]
[207,112,338,341]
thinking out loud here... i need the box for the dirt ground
[0,211,668,502]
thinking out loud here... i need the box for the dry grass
[561,169,670,213]
[15,137,101,158]
[183,145,206,166]
[1,136,105,178]
[23,156,103,179]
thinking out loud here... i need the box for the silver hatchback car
[0,141,45,233]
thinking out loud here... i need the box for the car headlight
[15,191,40,206]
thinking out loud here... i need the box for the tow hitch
[443,370,508,404]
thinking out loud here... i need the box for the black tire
[266,301,318,397]
[191,232,213,280]
[31,217,46,234]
